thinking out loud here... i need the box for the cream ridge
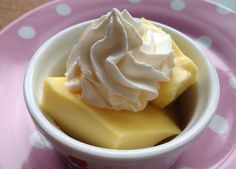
[65,8,175,112]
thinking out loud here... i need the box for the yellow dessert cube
[41,77,181,149]
[141,19,198,108]
[152,41,198,108]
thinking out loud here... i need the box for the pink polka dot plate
[0,0,235,169]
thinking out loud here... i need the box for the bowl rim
[23,19,220,160]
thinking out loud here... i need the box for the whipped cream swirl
[65,9,175,112]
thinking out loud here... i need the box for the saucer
[0,0,235,168]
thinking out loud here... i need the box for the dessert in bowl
[24,9,219,169]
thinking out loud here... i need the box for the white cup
[24,20,219,169]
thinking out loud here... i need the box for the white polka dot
[29,131,52,149]
[229,76,236,89]
[56,4,71,16]
[208,115,230,134]
[196,35,213,48]
[179,167,191,169]
[18,26,36,39]
[217,6,231,15]
[128,0,142,4]
[170,0,186,11]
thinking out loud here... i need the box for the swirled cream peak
[65,9,175,112]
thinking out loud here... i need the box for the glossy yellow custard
[41,77,181,149]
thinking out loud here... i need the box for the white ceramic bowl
[24,20,219,169]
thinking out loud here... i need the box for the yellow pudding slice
[41,77,181,149]
[142,19,198,108]
[152,42,198,108]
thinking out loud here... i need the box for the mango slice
[41,77,181,149]
[142,19,198,108]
